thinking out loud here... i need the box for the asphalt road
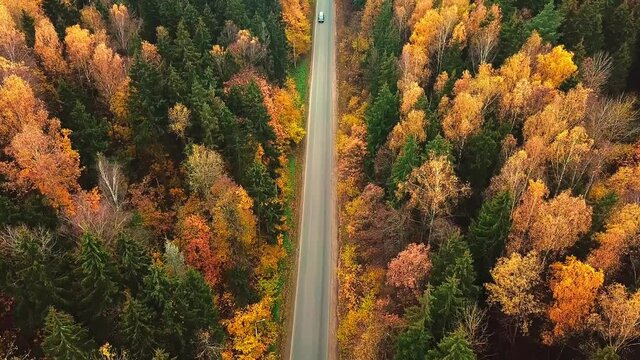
[289,0,337,358]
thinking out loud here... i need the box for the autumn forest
[0,0,639,358]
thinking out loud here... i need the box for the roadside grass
[291,58,310,103]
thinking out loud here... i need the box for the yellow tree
[225,296,277,359]
[590,284,640,354]
[0,75,48,145]
[0,4,29,63]
[64,24,95,81]
[271,78,306,148]
[486,251,544,336]
[547,126,594,193]
[534,46,578,88]
[90,42,128,103]
[2,119,81,212]
[388,109,426,153]
[545,256,604,343]
[398,154,469,238]
[279,0,311,65]
[466,0,501,68]
[587,203,640,273]
[168,103,191,139]
[34,17,69,75]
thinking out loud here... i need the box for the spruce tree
[426,330,477,360]
[120,294,158,358]
[430,235,478,299]
[245,159,284,240]
[116,233,152,295]
[468,192,512,283]
[527,0,564,44]
[76,233,118,322]
[394,288,434,360]
[430,277,468,339]
[42,307,96,360]
[389,136,422,196]
[365,83,399,174]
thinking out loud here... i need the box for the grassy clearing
[291,58,310,103]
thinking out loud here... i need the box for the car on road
[318,11,325,23]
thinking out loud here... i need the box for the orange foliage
[180,214,228,287]
[0,75,48,145]
[90,42,128,102]
[588,204,640,273]
[34,17,68,75]
[546,256,603,343]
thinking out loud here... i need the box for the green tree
[431,277,468,339]
[430,235,478,299]
[120,294,158,358]
[426,330,477,360]
[76,233,119,325]
[467,192,512,283]
[389,136,422,197]
[561,0,604,55]
[394,288,434,360]
[42,307,96,360]
[527,0,564,44]
[116,233,152,295]
[366,83,399,174]
[245,160,284,240]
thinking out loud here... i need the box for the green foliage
[365,83,399,174]
[468,192,512,283]
[116,234,152,295]
[590,346,620,360]
[561,0,604,54]
[430,277,468,339]
[120,295,158,358]
[430,235,478,300]
[245,160,285,241]
[20,11,36,48]
[527,0,564,44]
[459,124,504,191]
[426,330,477,360]
[42,307,96,360]
[372,0,402,56]
[393,288,434,360]
[389,136,423,196]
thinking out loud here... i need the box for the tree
[431,277,468,339]
[366,83,399,172]
[590,284,640,354]
[534,45,578,88]
[116,233,151,295]
[588,203,640,273]
[224,296,277,359]
[180,214,227,287]
[486,251,544,336]
[119,294,157,358]
[0,75,48,145]
[89,42,128,103]
[2,119,81,212]
[426,330,477,360]
[389,136,423,195]
[109,4,140,53]
[34,17,68,75]
[394,287,434,360]
[430,234,478,300]
[545,256,604,343]
[398,155,469,237]
[468,192,512,283]
[76,233,118,324]
[526,1,563,44]
[387,243,431,294]
[185,145,227,197]
[280,0,311,65]
[42,307,96,359]
[64,24,95,80]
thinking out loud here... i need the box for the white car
[318,11,325,23]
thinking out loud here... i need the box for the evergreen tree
[20,12,36,48]
[42,307,96,360]
[372,0,402,56]
[394,288,434,360]
[430,277,468,339]
[459,125,503,191]
[245,159,284,240]
[365,83,399,174]
[426,330,477,360]
[389,136,422,196]
[561,0,604,54]
[527,0,564,44]
[430,235,478,299]
[467,192,512,283]
[76,233,119,324]
[120,294,158,358]
[116,233,152,295]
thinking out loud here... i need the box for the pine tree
[245,159,284,240]
[42,307,96,360]
[389,136,422,197]
[430,277,468,340]
[426,330,477,360]
[468,192,512,283]
[372,0,401,56]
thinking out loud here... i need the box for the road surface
[289,0,337,358]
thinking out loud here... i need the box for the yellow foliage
[535,46,578,88]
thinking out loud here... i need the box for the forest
[335,0,640,359]
[0,0,312,358]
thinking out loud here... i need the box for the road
[288,0,337,358]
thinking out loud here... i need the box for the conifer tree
[120,294,157,358]
[116,233,152,295]
[76,233,118,322]
[426,330,477,360]
[42,307,96,360]
[430,235,478,300]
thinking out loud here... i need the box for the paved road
[289,0,336,358]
